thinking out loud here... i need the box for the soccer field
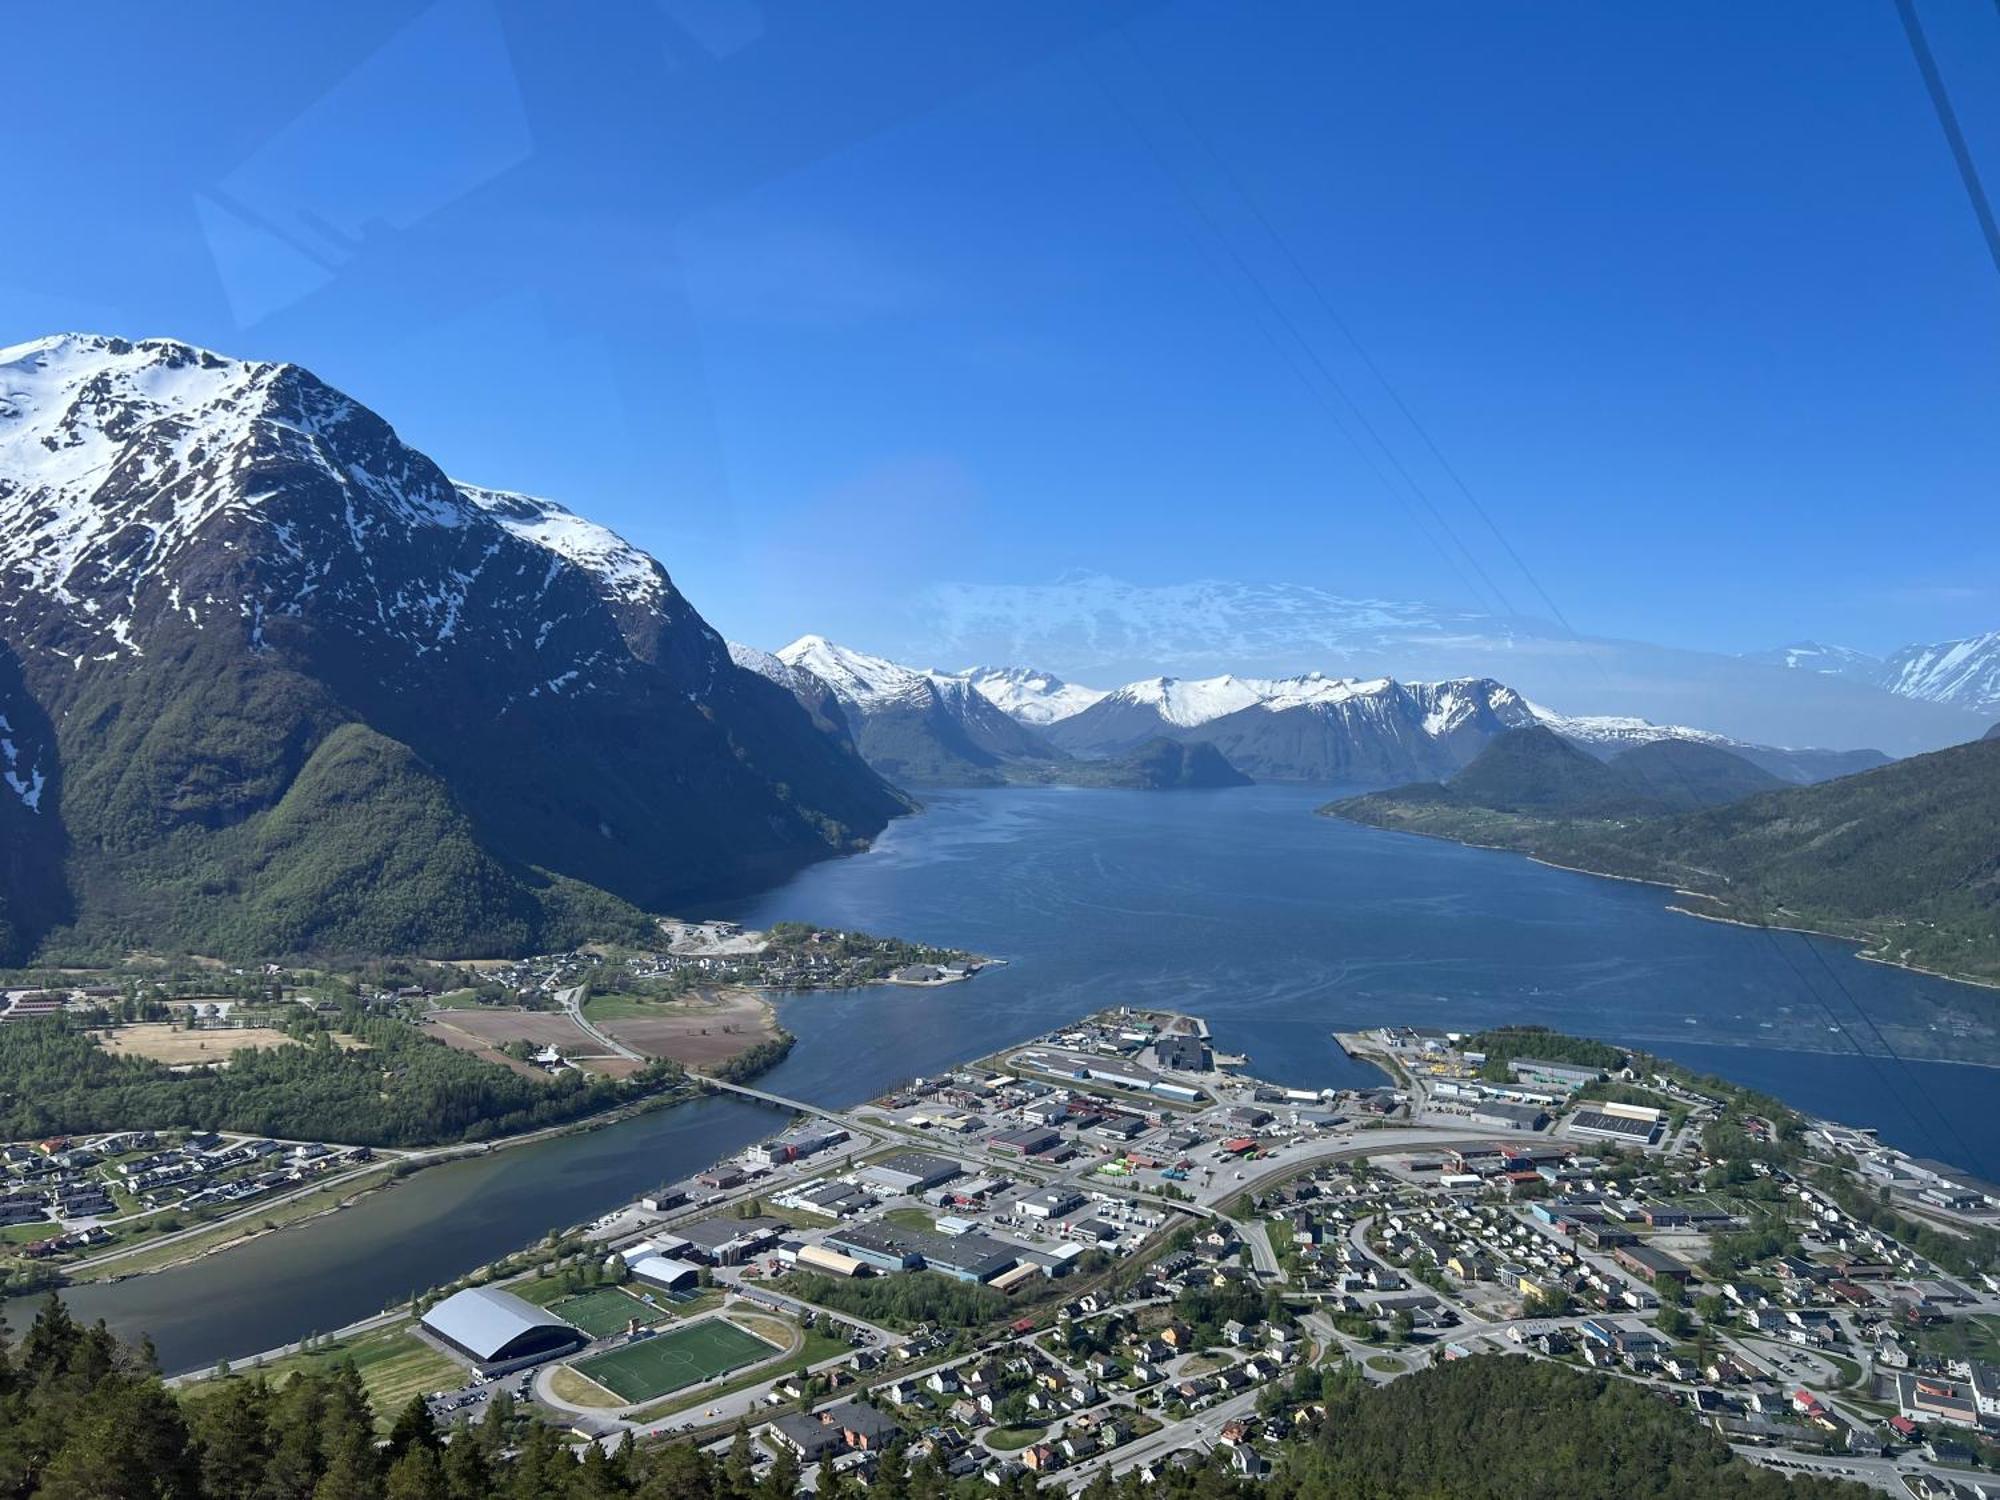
[569,1318,781,1404]
[548,1288,664,1340]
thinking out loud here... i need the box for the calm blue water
[717,785,2000,1178]
[22,782,1996,1373]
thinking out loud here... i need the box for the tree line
[0,1299,1876,1500]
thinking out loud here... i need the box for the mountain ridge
[0,332,907,962]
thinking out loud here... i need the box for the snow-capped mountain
[1750,630,2000,721]
[0,333,905,961]
[954,665,1105,725]
[1881,631,2000,718]
[766,636,1064,786]
[1047,672,1536,782]
[900,572,1986,756]
[1035,666,1882,786]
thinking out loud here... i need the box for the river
[16,784,1998,1372]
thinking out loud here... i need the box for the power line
[1894,0,2000,278]
[1078,45,1522,626]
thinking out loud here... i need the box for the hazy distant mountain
[0,333,907,963]
[903,572,1986,755]
[768,636,1065,787]
[1738,641,1883,679]
[1749,630,2000,720]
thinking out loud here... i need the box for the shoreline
[1331,810,2000,995]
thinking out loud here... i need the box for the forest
[0,1301,1877,1499]
[0,1014,680,1147]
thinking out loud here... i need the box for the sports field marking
[549,1287,664,1340]
[568,1317,782,1404]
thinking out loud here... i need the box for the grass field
[550,1287,664,1339]
[186,1323,460,1430]
[93,1023,361,1065]
[568,1318,779,1404]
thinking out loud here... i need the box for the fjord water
[21,785,1997,1373]
[727,786,2000,1174]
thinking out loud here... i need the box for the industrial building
[1467,1101,1547,1132]
[1020,1187,1086,1220]
[678,1214,784,1265]
[1569,1102,1663,1144]
[419,1286,586,1371]
[856,1151,962,1195]
[746,1125,849,1169]
[824,1222,1019,1282]
[1509,1057,1606,1089]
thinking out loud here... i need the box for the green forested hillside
[0,1014,673,1146]
[1329,734,2000,981]
[1607,737,1789,809]
[48,721,653,963]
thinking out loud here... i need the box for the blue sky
[7,0,1998,664]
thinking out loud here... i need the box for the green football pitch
[548,1288,665,1340]
[569,1318,780,1404]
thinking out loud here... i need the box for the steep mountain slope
[1328,733,2000,982]
[770,636,1065,786]
[0,333,906,961]
[726,641,866,754]
[1882,631,2000,717]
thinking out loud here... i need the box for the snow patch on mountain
[1883,631,2000,717]
[0,711,44,811]
[458,482,667,608]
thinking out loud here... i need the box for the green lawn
[581,992,683,1023]
[568,1319,779,1404]
[987,1424,1048,1451]
[882,1206,936,1232]
[550,1287,664,1339]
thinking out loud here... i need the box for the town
[90,1010,1989,1497]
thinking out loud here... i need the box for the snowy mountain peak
[1107,674,1267,727]
[953,664,1106,725]
[775,635,946,709]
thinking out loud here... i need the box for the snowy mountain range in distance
[734,635,1891,791]
[886,573,1992,757]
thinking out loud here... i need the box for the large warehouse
[420,1286,586,1371]
[857,1151,962,1195]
